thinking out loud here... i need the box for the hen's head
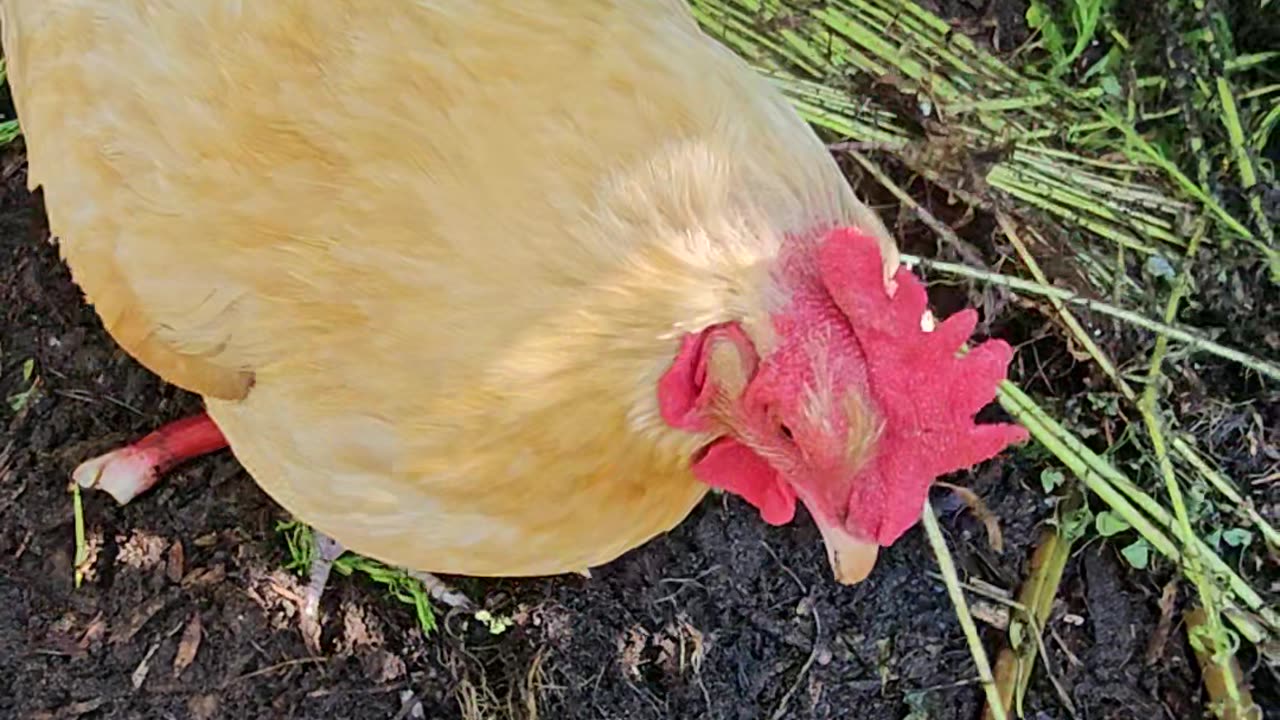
[659,227,1028,583]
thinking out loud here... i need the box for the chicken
[2,0,1026,626]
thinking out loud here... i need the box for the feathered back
[2,0,896,574]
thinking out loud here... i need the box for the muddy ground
[1,3,1276,720]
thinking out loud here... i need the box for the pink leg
[73,413,228,504]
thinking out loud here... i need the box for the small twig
[391,691,422,720]
[840,147,989,269]
[71,481,87,589]
[770,599,822,720]
[997,216,1280,552]
[224,657,326,685]
[1048,623,1083,668]
[921,501,1006,720]
[924,573,1025,610]
[760,540,808,594]
[1028,615,1078,718]
[1140,220,1250,716]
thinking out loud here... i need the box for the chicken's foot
[300,531,347,653]
[299,531,475,652]
[408,570,475,611]
[73,413,228,503]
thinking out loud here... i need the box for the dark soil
[0,4,1273,720]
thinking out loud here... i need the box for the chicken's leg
[75,412,475,649]
[298,531,474,652]
[73,413,228,503]
[299,531,346,653]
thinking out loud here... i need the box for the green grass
[690,1,1276,717]
[277,521,438,635]
[0,59,18,146]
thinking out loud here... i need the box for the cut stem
[922,501,1006,720]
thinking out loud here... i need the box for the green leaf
[275,520,316,573]
[6,360,37,414]
[1095,510,1131,537]
[474,609,514,635]
[1040,468,1066,493]
[1026,0,1067,65]
[1025,1,1047,27]
[1120,539,1151,569]
[1082,46,1122,81]
[1144,255,1176,279]
[1222,528,1253,548]
[1009,618,1026,649]
[1060,504,1095,543]
[1063,0,1110,68]
[1100,75,1122,98]
[0,120,19,147]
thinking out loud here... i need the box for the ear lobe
[657,323,756,432]
[691,439,796,525]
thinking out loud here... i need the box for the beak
[817,522,880,585]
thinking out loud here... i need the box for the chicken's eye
[778,424,794,442]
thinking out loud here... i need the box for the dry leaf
[1185,608,1261,720]
[76,530,103,584]
[172,612,203,678]
[56,698,106,718]
[970,578,1013,599]
[1144,580,1178,665]
[116,530,167,570]
[131,641,161,689]
[181,564,226,589]
[617,625,649,680]
[167,541,185,584]
[937,481,1004,552]
[339,601,383,652]
[971,600,1011,631]
[112,594,172,645]
[78,613,107,650]
[187,694,220,720]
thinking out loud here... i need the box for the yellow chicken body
[3,1,896,575]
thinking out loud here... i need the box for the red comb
[818,228,1029,543]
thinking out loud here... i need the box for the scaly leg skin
[407,570,475,611]
[299,532,347,654]
[300,532,475,653]
[73,413,229,503]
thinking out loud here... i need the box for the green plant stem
[843,148,986,266]
[1137,220,1247,715]
[900,254,1280,381]
[998,382,1277,638]
[1171,439,1280,551]
[921,502,1006,720]
[1216,77,1276,249]
[997,218,1280,553]
[72,482,87,589]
